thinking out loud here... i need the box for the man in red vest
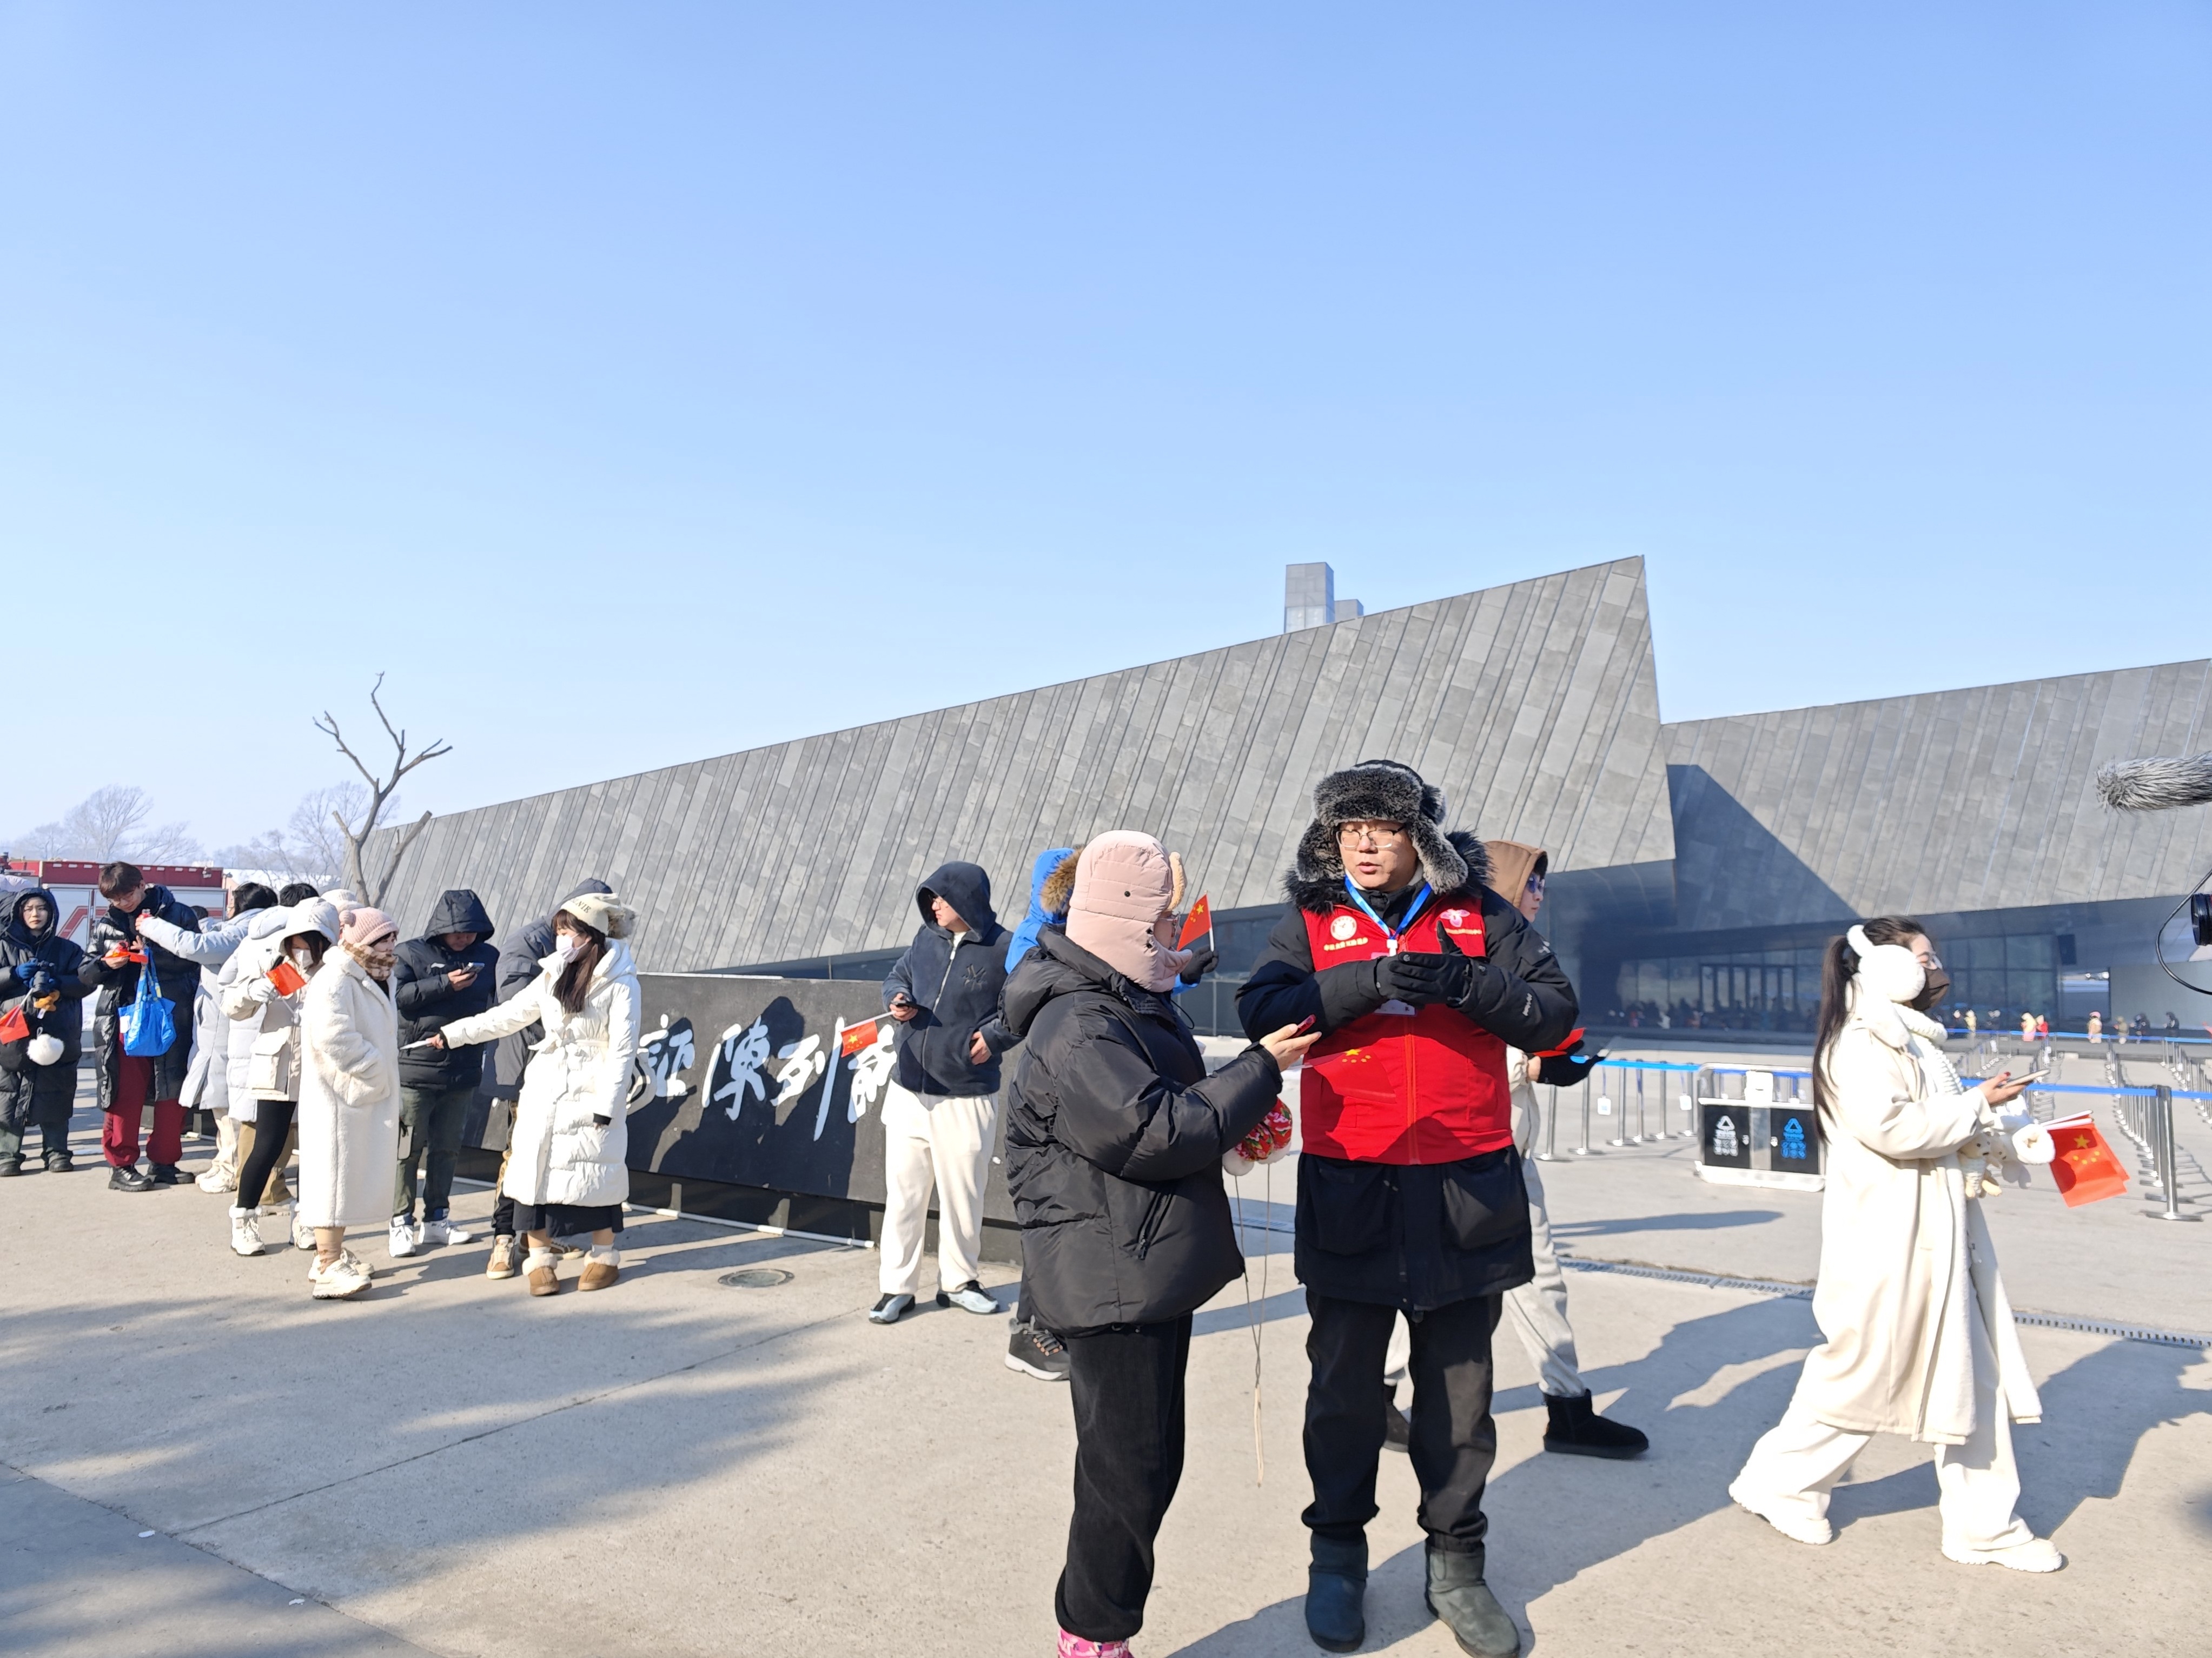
[1239,761,1575,1658]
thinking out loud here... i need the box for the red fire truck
[0,860,231,945]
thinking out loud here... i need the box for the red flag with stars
[2045,1114,2129,1207]
[840,1018,882,1058]
[1178,896,1212,950]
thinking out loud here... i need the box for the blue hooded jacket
[1006,847,1076,974]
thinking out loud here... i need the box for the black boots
[1542,1391,1648,1459]
[0,1159,19,1177]
[109,1164,154,1192]
[1305,1534,1368,1652]
[149,1162,183,1186]
[1425,1544,1519,1657]
[45,1150,72,1173]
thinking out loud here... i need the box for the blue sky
[3,3,2206,850]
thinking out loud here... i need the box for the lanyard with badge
[1343,876,1432,1015]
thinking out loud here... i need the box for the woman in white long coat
[1730,916,2059,1571]
[294,907,403,1300]
[431,892,640,1297]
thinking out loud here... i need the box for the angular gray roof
[1666,659,2212,930]
[374,558,1673,968]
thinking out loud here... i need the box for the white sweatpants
[1388,1151,1584,1401]
[878,1082,998,1298]
[1731,1279,2035,1551]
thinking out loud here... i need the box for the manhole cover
[718,1268,794,1289]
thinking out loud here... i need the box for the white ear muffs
[1847,924,1925,1005]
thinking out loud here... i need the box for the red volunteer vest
[1299,898,1513,1165]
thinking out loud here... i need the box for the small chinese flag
[266,958,307,998]
[1178,896,1213,950]
[2047,1116,2129,1207]
[0,1004,28,1043]
[840,1018,880,1058]
[1535,1026,1587,1059]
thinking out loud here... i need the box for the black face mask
[1910,965,1952,1012]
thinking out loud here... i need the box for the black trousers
[1056,1315,1192,1642]
[235,1100,298,1216]
[1303,1290,1502,1554]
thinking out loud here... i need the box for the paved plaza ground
[3,1052,2208,1657]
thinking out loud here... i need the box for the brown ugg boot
[526,1248,562,1296]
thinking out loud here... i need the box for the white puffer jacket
[441,940,641,1209]
[211,908,307,1123]
[294,949,402,1229]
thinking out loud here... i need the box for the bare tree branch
[314,675,453,906]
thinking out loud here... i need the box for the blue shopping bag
[118,946,176,1057]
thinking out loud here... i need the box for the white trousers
[878,1082,998,1297]
[1732,1280,2035,1551]
[1388,1151,1585,1400]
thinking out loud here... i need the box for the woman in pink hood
[999,830,1319,1658]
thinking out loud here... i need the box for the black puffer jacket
[1237,831,1573,1312]
[488,879,611,1101]
[393,890,499,1089]
[0,887,88,1131]
[78,886,202,1110]
[884,861,1015,1097]
[1002,927,1283,1333]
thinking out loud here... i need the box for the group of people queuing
[2,754,2072,1657]
[0,860,643,1301]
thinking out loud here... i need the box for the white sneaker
[1942,1535,2064,1573]
[197,1165,238,1193]
[1728,1480,1833,1547]
[228,1207,264,1257]
[419,1216,473,1246]
[936,1281,1001,1316]
[309,1250,373,1299]
[291,1210,315,1251]
[389,1217,420,1258]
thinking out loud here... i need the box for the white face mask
[555,935,585,964]
[290,946,316,967]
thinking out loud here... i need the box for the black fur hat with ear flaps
[1285,759,1491,914]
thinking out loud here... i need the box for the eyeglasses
[1337,821,1408,848]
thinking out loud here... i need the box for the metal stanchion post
[2149,1085,2197,1222]
[1537,1083,1559,1162]
[1606,1063,1626,1149]
[1574,1075,1594,1156]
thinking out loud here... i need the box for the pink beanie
[1064,831,1192,993]
[339,907,398,948]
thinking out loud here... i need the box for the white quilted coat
[294,950,402,1229]
[441,941,641,1209]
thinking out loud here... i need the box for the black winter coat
[78,886,202,1110]
[0,887,88,1131]
[1002,927,1283,1334]
[884,861,1015,1098]
[488,880,611,1100]
[393,890,499,1089]
[1236,839,1575,1311]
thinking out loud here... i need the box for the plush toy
[1224,1100,1294,1176]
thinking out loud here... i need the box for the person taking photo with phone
[388,890,500,1258]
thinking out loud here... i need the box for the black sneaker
[45,1152,74,1174]
[149,1163,183,1186]
[110,1165,155,1192]
[1005,1322,1071,1381]
[0,1160,20,1178]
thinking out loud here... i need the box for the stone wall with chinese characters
[464,973,1017,1226]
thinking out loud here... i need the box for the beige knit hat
[557,892,635,939]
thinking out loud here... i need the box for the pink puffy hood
[1064,831,1194,993]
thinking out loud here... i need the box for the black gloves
[1374,949,1470,1006]
[1179,945,1219,986]
[1536,1049,1598,1085]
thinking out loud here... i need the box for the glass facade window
[1611,930,2065,1031]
